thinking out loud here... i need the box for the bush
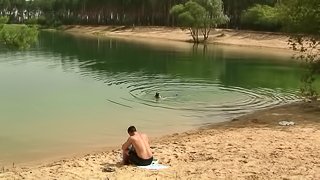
[25,18,38,25]
[0,24,38,49]
[0,16,9,24]
[37,16,47,26]
[241,4,281,31]
[37,16,62,28]
[278,0,319,35]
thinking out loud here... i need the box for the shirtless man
[122,126,153,166]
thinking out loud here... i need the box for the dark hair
[127,126,137,134]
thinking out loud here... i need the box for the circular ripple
[125,77,300,115]
[103,74,300,118]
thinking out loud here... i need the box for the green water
[0,31,306,165]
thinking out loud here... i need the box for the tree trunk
[202,28,211,42]
[189,28,196,42]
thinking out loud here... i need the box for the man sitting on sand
[122,126,153,166]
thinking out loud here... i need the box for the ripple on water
[114,77,301,116]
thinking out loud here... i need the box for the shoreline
[1,101,319,179]
[60,25,292,51]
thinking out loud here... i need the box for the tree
[288,36,319,101]
[241,4,280,31]
[222,0,277,29]
[170,0,228,43]
[170,1,206,43]
[279,0,319,35]
[280,0,320,101]
[197,0,229,40]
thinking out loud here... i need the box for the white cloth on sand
[279,121,295,126]
[138,160,168,170]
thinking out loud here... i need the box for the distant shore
[1,101,319,179]
[60,25,292,50]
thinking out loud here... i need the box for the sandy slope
[1,102,319,179]
[61,26,291,50]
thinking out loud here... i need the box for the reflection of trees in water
[38,31,304,90]
[218,58,303,89]
[38,32,227,81]
[192,43,208,56]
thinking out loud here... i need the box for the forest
[0,0,277,27]
[0,0,317,52]
[0,0,317,35]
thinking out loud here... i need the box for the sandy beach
[61,26,291,50]
[1,101,319,179]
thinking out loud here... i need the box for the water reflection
[38,31,300,87]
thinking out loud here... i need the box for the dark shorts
[129,150,153,166]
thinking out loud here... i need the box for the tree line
[0,0,278,28]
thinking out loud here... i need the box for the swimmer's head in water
[155,92,160,99]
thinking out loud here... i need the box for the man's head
[127,126,137,136]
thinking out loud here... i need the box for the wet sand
[1,101,319,179]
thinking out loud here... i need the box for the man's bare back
[128,132,152,159]
[122,126,153,166]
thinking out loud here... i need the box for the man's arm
[121,137,132,151]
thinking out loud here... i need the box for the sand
[61,26,291,50]
[1,102,319,179]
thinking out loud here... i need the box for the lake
[0,31,303,165]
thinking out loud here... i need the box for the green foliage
[25,18,38,25]
[0,16,9,29]
[171,1,206,28]
[288,36,320,101]
[223,0,277,28]
[279,0,320,35]
[0,16,39,49]
[280,0,320,101]
[37,16,48,26]
[0,16,8,24]
[36,15,62,28]
[197,0,229,27]
[0,24,39,49]
[171,0,228,43]
[241,4,280,31]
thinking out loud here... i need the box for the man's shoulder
[140,133,148,138]
[133,132,148,139]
